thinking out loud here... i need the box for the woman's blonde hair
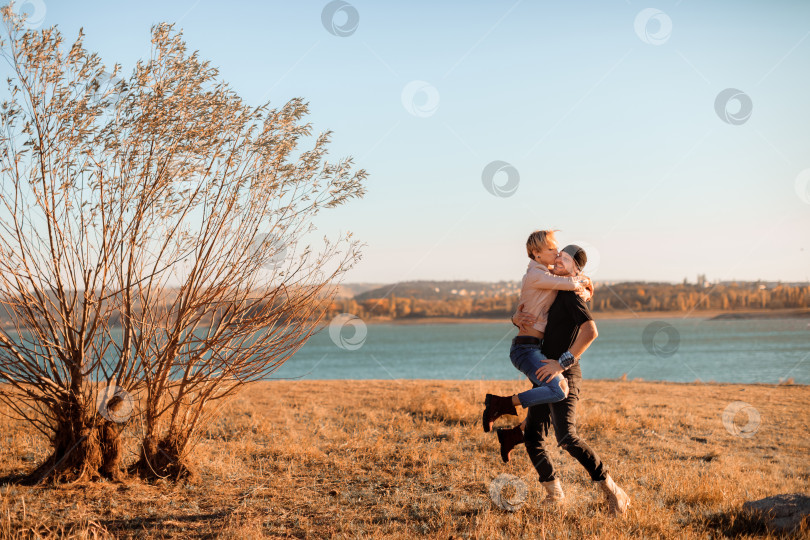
[526,230,558,260]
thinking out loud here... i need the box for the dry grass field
[0,379,807,539]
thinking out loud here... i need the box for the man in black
[506,245,631,515]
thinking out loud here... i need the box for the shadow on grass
[402,410,472,427]
[703,509,806,538]
[95,510,230,532]
[0,471,30,485]
[0,469,56,487]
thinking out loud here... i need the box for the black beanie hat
[561,244,587,271]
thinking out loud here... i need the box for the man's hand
[512,303,537,328]
[535,359,564,382]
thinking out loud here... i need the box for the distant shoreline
[360,308,810,325]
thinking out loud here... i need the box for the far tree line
[326,281,810,320]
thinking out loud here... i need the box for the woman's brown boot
[496,426,524,462]
[483,394,518,432]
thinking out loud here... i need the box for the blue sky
[8,0,810,283]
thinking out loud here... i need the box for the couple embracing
[482,230,631,515]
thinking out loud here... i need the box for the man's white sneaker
[541,479,565,503]
[598,474,630,515]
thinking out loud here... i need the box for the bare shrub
[0,8,365,483]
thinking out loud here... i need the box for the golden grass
[1,379,807,538]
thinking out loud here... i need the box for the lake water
[274,317,810,384]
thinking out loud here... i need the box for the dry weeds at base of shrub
[0,379,808,538]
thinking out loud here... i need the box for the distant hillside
[354,281,520,301]
[332,283,387,299]
[327,280,810,320]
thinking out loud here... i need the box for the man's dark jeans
[523,367,609,483]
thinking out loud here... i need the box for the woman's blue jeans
[509,342,567,407]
